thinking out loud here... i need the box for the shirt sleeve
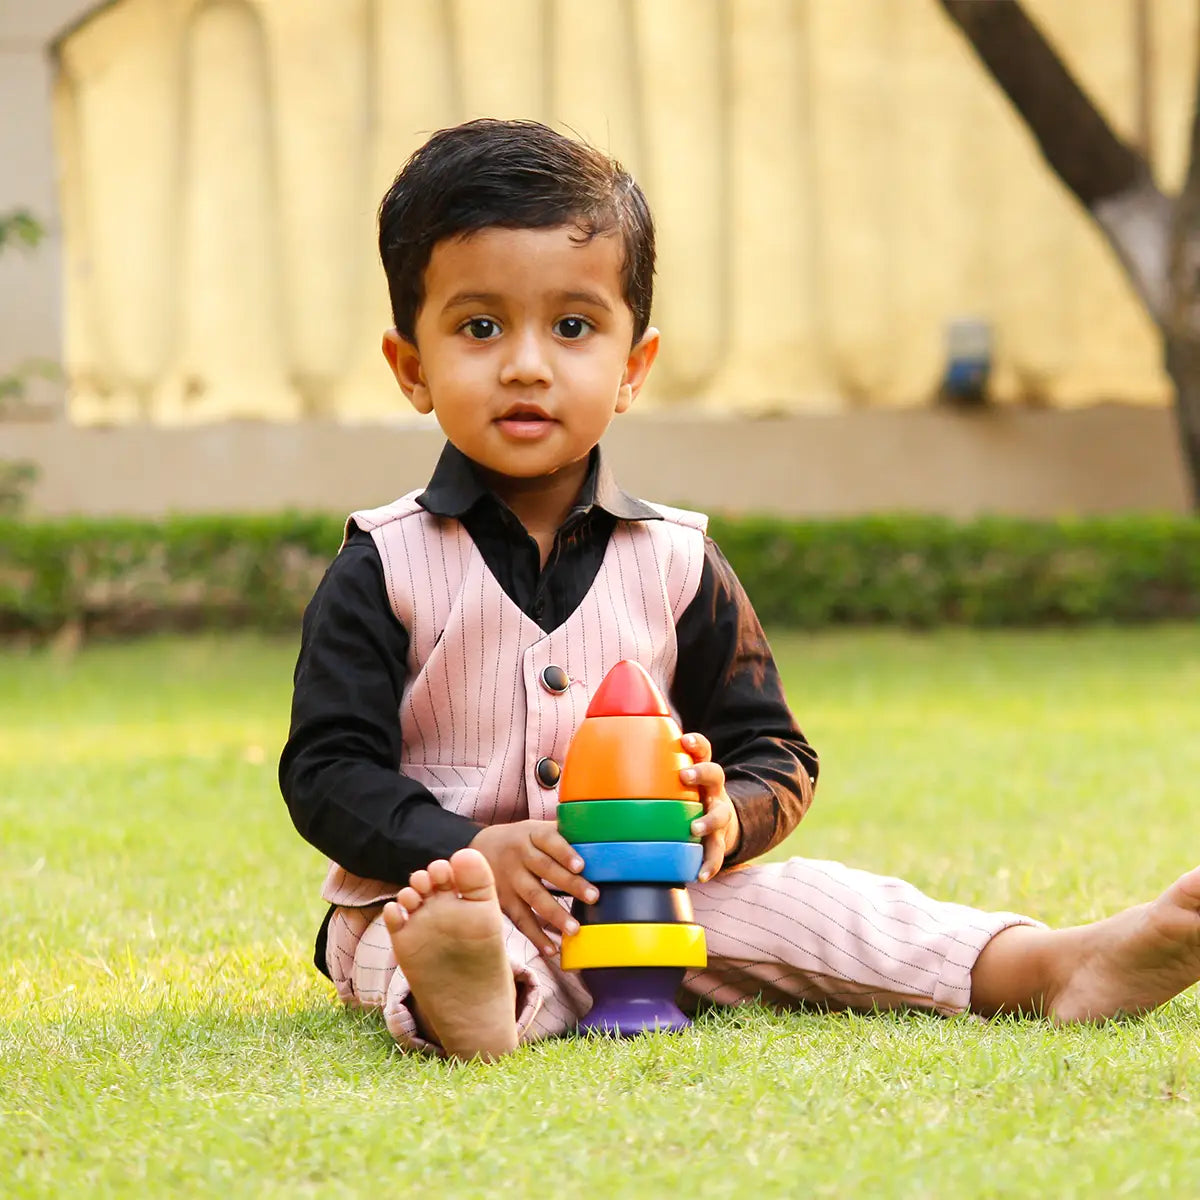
[669,537,818,865]
[278,529,484,886]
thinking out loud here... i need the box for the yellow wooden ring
[560,923,707,970]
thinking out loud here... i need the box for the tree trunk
[939,0,1199,508]
[1162,25,1200,511]
[1164,342,1200,509]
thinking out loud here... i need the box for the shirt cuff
[722,771,815,865]
[417,803,487,869]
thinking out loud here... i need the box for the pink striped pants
[325,856,1037,1052]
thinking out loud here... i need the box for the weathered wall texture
[37,0,1197,425]
[0,0,95,414]
[7,407,1192,519]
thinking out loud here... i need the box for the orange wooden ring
[558,715,698,803]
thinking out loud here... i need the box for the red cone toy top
[585,659,671,718]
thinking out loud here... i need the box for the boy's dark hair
[378,119,655,344]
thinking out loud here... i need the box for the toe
[427,858,456,891]
[382,900,407,934]
[396,885,423,914]
[449,847,498,900]
[1169,866,1200,909]
[408,869,433,897]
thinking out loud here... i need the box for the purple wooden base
[577,967,690,1037]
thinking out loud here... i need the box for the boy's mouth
[496,404,556,438]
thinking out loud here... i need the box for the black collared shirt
[280,444,818,896]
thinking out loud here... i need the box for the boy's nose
[498,329,553,386]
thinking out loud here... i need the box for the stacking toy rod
[557,660,707,1035]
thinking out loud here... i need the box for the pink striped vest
[321,489,709,907]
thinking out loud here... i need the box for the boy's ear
[616,327,660,414]
[382,329,433,414]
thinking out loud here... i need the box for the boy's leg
[383,852,519,1059]
[970,864,1200,1020]
[685,857,1039,1016]
[325,849,590,1058]
[686,858,1200,1022]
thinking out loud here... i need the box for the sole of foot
[1050,865,1200,1022]
[383,847,519,1061]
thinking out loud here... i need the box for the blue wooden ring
[570,841,703,884]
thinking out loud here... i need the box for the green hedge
[1,512,1198,636]
[0,514,343,637]
[707,513,1200,627]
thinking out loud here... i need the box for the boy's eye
[462,317,499,340]
[554,316,591,340]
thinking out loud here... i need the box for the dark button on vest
[540,664,570,694]
[535,756,561,788]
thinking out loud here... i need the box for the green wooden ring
[556,799,703,844]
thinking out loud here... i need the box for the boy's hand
[682,732,740,883]
[469,819,598,958]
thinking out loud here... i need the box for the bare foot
[383,848,518,1061]
[1048,866,1200,1022]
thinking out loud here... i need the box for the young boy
[280,118,1200,1061]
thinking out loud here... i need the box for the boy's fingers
[505,896,557,958]
[681,760,724,794]
[692,793,735,882]
[518,879,579,939]
[698,836,724,883]
[529,824,586,873]
[524,849,598,904]
[691,793,734,838]
[682,732,712,763]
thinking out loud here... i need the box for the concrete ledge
[5,404,1192,518]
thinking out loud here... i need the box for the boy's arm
[279,531,483,886]
[669,537,818,865]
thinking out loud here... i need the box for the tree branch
[940,0,1143,202]
[940,0,1171,321]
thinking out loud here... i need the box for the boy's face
[383,225,658,493]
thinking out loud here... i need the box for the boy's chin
[471,452,590,483]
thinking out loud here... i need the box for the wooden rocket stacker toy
[557,660,707,1035]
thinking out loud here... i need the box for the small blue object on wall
[940,317,992,405]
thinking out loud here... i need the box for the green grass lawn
[2,628,1199,1197]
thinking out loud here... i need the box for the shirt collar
[416,443,661,523]
[415,443,489,518]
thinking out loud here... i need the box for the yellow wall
[54,0,1196,424]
